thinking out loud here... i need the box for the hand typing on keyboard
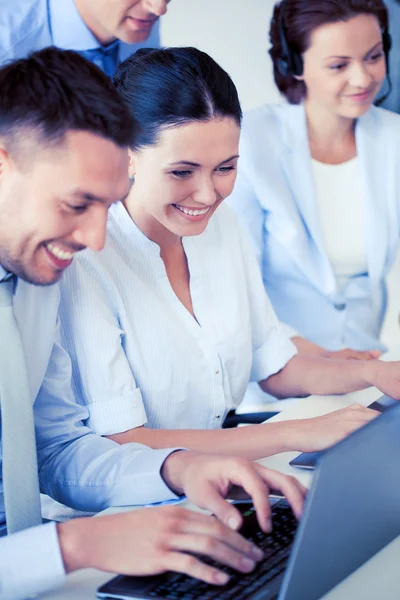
[142,503,297,600]
[60,453,306,588]
[162,451,306,532]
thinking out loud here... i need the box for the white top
[311,157,368,290]
[59,203,297,436]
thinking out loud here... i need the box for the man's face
[79,0,171,45]
[0,130,130,285]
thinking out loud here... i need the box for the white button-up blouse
[59,202,297,436]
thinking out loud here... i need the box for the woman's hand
[287,404,379,453]
[367,360,400,399]
[321,348,381,361]
[291,336,381,361]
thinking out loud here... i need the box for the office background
[162,0,400,350]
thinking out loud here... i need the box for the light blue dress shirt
[58,203,297,436]
[0,0,160,74]
[227,103,400,353]
[0,265,181,600]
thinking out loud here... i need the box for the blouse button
[334,302,346,311]
[215,370,220,375]
[216,415,221,419]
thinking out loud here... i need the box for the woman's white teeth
[175,205,210,216]
[46,243,74,261]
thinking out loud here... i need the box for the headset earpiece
[277,0,303,78]
[291,52,304,77]
[277,56,290,77]
[382,28,392,68]
[374,27,393,107]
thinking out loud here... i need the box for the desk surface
[42,348,400,599]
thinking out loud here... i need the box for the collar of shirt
[0,267,18,294]
[0,266,9,283]
[109,203,162,255]
[49,0,114,52]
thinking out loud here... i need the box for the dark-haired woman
[228,0,400,374]
[58,46,400,461]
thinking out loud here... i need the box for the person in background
[58,46,400,466]
[380,0,400,113]
[0,47,307,600]
[0,0,170,76]
[227,0,400,389]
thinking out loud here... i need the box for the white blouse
[59,202,297,436]
[311,157,368,290]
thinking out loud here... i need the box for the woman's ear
[128,149,136,180]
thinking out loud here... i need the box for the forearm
[261,354,373,398]
[291,336,326,357]
[291,337,381,361]
[107,422,298,461]
[39,432,182,510]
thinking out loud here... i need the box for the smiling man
[0,0,170,76]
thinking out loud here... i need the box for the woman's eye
[217,165,236,173]
[171,170,192,178]
[330,63,347,71]
[368,52,384,62]
[68,204,88,213]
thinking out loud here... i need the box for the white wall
[161,1,400,349]
[162,0,281,111]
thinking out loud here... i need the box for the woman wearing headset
[228,0,399,366]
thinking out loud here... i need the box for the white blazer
[228,103,400,351]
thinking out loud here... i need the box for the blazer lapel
[279,105,336,294]
[356,108,388,289]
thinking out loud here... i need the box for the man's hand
[58,505,265,585]
[161,451,306,531]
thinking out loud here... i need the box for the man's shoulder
[0,0,51,65]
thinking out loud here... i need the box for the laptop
[289,394,397,469]
[97,400,400,600]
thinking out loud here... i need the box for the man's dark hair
[0,46,136,157]
[113,47,242,151]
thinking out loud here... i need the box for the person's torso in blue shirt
[0,0,160,75]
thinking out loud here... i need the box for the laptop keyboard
[145,502,297,600]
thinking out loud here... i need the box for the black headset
[276,0,302,78]
[276,0,392,83]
